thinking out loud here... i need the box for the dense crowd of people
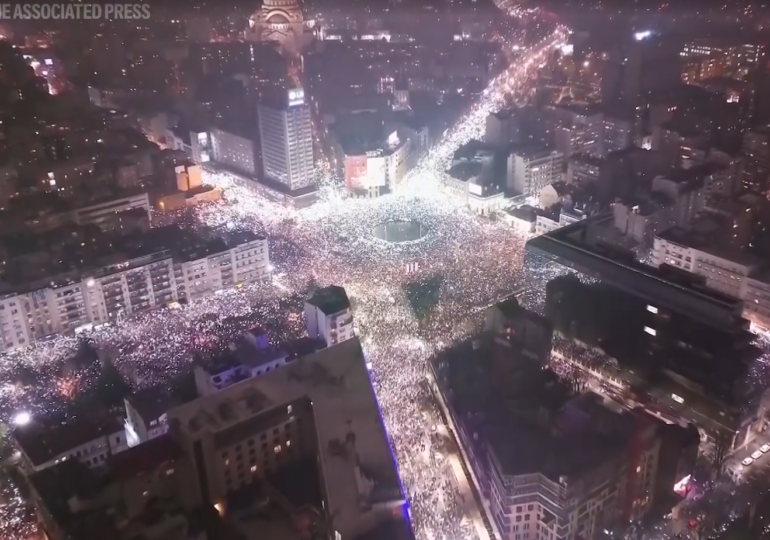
[0,14,571,540]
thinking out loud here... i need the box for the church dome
[263,0,298,7]
[267,13,290,24]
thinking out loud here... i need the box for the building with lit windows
[652,226,759,300]
[544,274,764,454]
[304,285,354,348]
[651,222,770,331]
[14,416,128,473]
[741,126,770,194]
[210,125,258,177]
[166,337,409,539]
[547,104,604,158]
[0,227,270,353]
[258,88,315,192]
[341,129,407,198]
[507,146,563,197]
[428,333,661,540]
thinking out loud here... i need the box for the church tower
[246,0,306,54]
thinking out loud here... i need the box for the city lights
[0,6,574,540]
[12,411,31,426]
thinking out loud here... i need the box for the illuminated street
[0,6,570,540]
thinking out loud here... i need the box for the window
[646,305,658,314]
[250,464,258,472]
[274,445,282,454]
[644,326,656,336]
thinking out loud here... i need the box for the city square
[0,20,569,540]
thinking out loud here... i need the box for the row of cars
[741,443,770,467]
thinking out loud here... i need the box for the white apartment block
[304,285,354,348]
[0,235,270,353]
[653,230,758,300]
[652,229,770,329]
[507,149,563,197]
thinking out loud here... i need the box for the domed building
[246,0,307,53]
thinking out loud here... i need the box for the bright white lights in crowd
[12,411,31,426]
[634,30,652,40]
[0,6,572,540]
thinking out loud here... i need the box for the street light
[13,412,31,426]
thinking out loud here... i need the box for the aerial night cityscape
[1,1,770,540]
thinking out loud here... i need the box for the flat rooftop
[306,285,351,315]
[657,224,761,268]
[168,337,406,540]
[14,415,124,467]
[431,337,627,481]
[0,224,266,293]
[526,215,745,329]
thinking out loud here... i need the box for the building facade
[304,285,354,348]
[0,235,270,352]
[258,88,314,191]
[507,148,563,197]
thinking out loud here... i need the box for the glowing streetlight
[13,412,31,426]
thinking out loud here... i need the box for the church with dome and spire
[246,0,309,54]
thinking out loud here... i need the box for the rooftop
[15,415,124,467]
[447,161,483,182]
[168,337,405,540]
[306,285,351,315]
[0,224,266,293]
[431,336,627,481]
[510,143,557,160]
[106,434,182,482]
[657,222,761,268]
[125,385,182,424]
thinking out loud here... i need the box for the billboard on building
[345,155,368,191]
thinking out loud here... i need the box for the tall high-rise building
[257,88,314,191]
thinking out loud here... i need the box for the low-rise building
[27,435,203,540]
[443,162,505,215]
[507,146,563,197]
[193,329,296,396]
[304,285,354,348]
[15,415,128,473]
[124,385,181,446]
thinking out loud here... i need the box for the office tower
[257,88,314,191]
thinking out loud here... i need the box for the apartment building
[653,226,759,299]
[0,228,270,352]
[304,285,354,348]
[14,416,128,473]
[166,337,407,539]
[428,336,661,540]
[507,147,563,197]
[652,224,770,330]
